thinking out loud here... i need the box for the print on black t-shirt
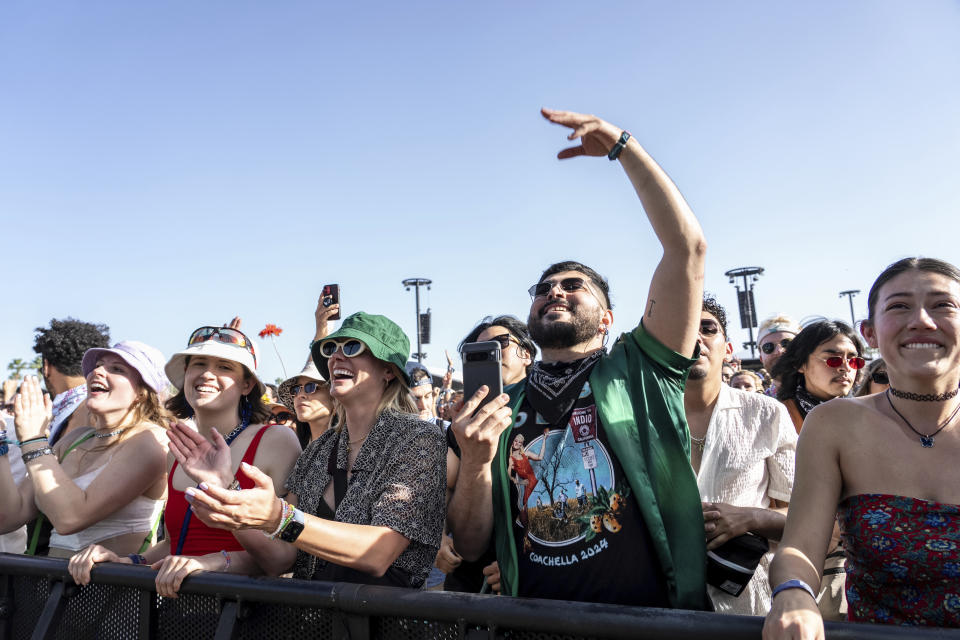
[511,381,669,606]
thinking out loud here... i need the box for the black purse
[706,533,770,597]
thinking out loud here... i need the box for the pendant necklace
[885,390,960,448]
[690,433,706,453]
[346,432,368,454]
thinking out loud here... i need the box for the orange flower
[259,324,283,339]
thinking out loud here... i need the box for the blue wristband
[771,579,817,601]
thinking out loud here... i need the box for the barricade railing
[1,554,958,639]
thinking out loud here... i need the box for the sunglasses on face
[699,322,721,337]
[871,370,889,385]
[528,277,588,299]
[291,382,323,395]
[487,334,521,350]
[759,338,792,355]
[187,327,257,368]
[318,338,367,359]
[816,355,866,370]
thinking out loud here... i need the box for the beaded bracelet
[264,499,291,539]
[22,447,55,464]
[221,550,232,571]
[0,431,8,457]
[128,554,147,565]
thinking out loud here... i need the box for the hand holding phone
[321,284,341,321]
[461,341,503,416]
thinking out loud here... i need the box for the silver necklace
[94,427,127,439]
[886,390,960,448]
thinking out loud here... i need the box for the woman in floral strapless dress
[764,258,960,639]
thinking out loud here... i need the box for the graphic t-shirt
[509,379,670,606]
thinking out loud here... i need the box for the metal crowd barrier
[2,554,959,639]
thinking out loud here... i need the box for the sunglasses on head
[871,370,889,385]
[318,338,367,359]
[528,277,588,299]
[187,327,257,368]
[291,382,323,395]
[816,355,866,370]
[759,338,792,355]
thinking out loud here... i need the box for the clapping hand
[13,376,52,441]
[168,421,234,488]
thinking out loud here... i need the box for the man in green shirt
[448,107,709,609]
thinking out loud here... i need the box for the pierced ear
[600,309,614,334]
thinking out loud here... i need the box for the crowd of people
[1,108,958,637]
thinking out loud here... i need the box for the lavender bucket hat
[82,341,170,394]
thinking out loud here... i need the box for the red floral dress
[838,493,960,626]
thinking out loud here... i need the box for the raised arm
[542,108,706,356]
[12,377,168,535]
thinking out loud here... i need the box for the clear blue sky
[3,1,958,383]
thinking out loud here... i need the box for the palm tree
[7,358,28,380]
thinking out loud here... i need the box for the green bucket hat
[311,312,412,385]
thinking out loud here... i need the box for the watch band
[279,507,306,543]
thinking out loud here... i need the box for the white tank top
[49,460,164,552]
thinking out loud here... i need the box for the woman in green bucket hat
[176,312,448,588]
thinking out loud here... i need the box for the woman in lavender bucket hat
[0,340,171,559]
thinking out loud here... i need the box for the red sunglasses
[816,355,865,370]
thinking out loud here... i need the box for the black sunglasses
[760,338,792,355]
[487,334,520,350]
[273,411,294,423]
[291,382,323,395]
[699,321,721,337]
[528,277,588,299]
[871,370,889,385]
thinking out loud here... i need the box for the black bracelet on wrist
[607,131,631,161]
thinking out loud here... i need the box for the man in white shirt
[684,297,797,616]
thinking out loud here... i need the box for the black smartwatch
[279,507,306,543]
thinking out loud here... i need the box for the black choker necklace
[886,390,960,448]
[889,386,960,402]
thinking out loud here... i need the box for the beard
[528,301,601,350]
[687,364,709,380]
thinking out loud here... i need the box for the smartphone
[321,284,341,320]
[460,341,503,416]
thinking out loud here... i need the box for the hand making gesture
[541,108,625,159]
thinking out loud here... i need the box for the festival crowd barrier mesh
[2,554,960,640]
